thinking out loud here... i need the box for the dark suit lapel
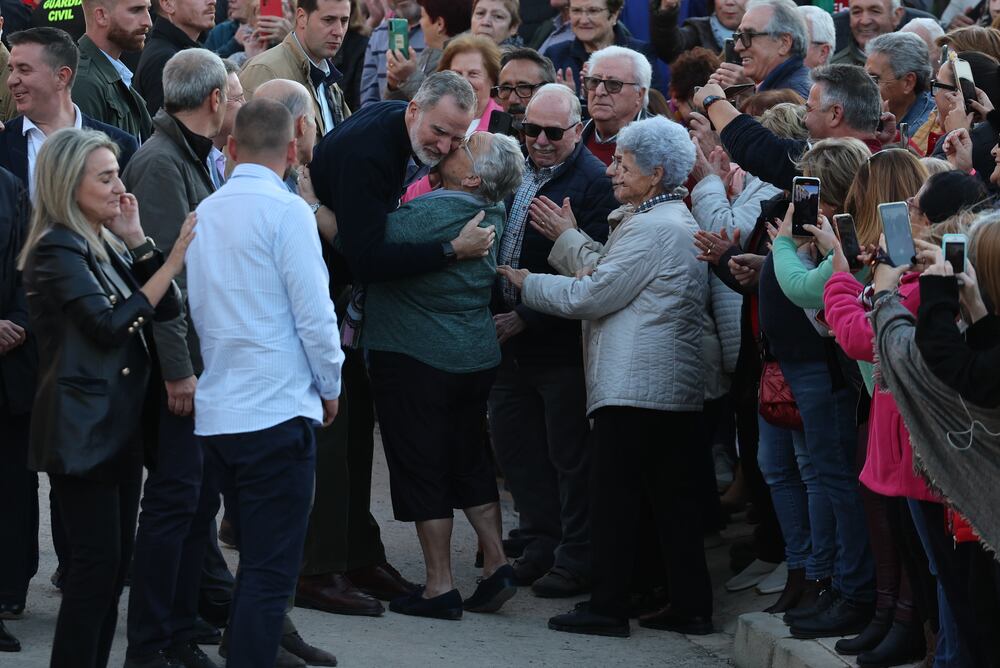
[4,119,30,187]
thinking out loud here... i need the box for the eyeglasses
[906,195,923,215]
[930,79,958,93]
[521,122,578,141]
[227,93,247,105]
[869,73,899,85]
[582,76,639,94]
[568,6,610,19]
[731,30,775,49]
[491,83,543,100]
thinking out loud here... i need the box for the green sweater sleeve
[772,236,871,309]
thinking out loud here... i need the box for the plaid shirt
[635,190,685,215]
[498,160,559,306]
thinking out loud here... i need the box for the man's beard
[108,23,147,52]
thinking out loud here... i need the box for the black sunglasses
[731,30,775,48]
[491,83,543,99]
[930,79,958,93]
[582,76,639,94]
[521,122,578,141]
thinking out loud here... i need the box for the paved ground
[4,429,764,668]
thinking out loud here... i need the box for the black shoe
[782,580,834,625]
[281,631,337,666]
[389,588,463,620]
[123,650,184,668]
[198,594,230,629]
[835,607,893,656]
[763,567,805,615]
[0,602,24,620]
[168,640,219,668]
[0,621,20,652]
[791,597,874,640]
[503,537,530,559]
[857,620,926,667]
[464,565,517,613]
[531,567,590,598]
[193,616,222,645]
[548,602,630,638]
[626,586,670,619]
[511,558,550,586]
[638,605,714,635]
[50,566,66,592]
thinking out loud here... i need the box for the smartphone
[388,18,410,58]
[878,202,915,267]
[487,110,515,137]
[833,214,864,272]
[724,82,755,98]
[952,57,977,107]
[940,44,950,66]
[260,0,282,18]
[942,233,968,274]
[724,38,740,65]
[792,176,820,237]
[898,121,909,148]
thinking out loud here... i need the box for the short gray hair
[867,31,931,92]
[587,45,652,106]
[525,83,582,125]
[747,0,809,60]
[472,133,524,203]
[798,5,835,48]
[900,17,945,44]
[811,64,882,134]
[616,116,695,190]
[163,49,228,113]
[255,79,313,121]
[412,70,477,115]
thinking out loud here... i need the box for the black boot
[835,607,893,655]
[782,578,833,625]
[764,567,805,614]
[857,620,927,668]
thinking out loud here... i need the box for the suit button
[133,320,140,328]
[109,294,118,305]
[121,367,130,376]
[128,326,135,334]
[137,316,145,324]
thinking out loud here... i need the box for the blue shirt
[100,48,134,89]
[900,91,935,133]
[186,163,345,436]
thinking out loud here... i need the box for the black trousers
[0,408,38,607]
[589,406,713,620]
[49,466,142,668]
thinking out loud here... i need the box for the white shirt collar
[99,48,135,88]
[22,104,84,137]
[292,32,329,73]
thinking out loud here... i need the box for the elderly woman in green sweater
[361,130,524,621]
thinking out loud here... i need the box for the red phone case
[260,0,282,18]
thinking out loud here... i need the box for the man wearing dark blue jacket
[490,84,616,598]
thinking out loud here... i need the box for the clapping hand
[694,227,740,265]
[529,195,577,241]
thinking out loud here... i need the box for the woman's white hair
[616,116,695,190]
[586,45,652,106]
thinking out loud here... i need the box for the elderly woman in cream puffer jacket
[498,115,714,638]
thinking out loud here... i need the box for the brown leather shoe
[345,562,419,601]
[295,574,384,616]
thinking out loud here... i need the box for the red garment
[822,271,938,502]
[584,133,616,167]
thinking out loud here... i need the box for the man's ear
[296,115,308,139]
[287,138,298,167]
[226,134,238,163]
[462,174,482,190]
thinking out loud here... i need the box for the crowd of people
[1,0,1000,667]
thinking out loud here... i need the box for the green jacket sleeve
[773,236,870,309]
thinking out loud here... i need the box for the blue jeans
[779,358,874,602]
[757,415,833,580]
[200,417,316,668]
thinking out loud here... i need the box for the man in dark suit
[0,27,138,193]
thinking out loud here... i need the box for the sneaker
[548,601,629,638]
[755,562,788,595]
[725,559,780,592]
[531,567,590,598]
[464,565,517,613]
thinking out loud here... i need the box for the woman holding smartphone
[19,128,193,668]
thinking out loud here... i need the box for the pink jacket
[822,271,938,502]
[401,99,504,203]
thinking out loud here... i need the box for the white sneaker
[724,559,780,592]
[755,562,788,595]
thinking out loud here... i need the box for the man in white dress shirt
[186,98,345,668]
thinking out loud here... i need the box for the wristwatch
[441,241,458,265]
[702,95,724,112]
[129,236,157,262]
[309,201,322,214]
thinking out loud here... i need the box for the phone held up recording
[833,214,864,272]
[878,202,915,268]
[792,176,820,237]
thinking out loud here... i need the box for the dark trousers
[589,406,713,620]
[488,359,591,576]
[49,466,142,668]
[301,348,386,575]
[0,409,38,606]
[127,406,215,658]
[201,417,316,668]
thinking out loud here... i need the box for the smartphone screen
[833,214,863,272]
[388,18,410,57]
[944,238,967,274]
[725,38,740,65]
[260,0,282,18]
[953,58,976,106]
[879,202,915,267]
[792,177,820,236]
[487,110,515,137]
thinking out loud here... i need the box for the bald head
[253,78,317,164]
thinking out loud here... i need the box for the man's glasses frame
[521,122,579,141]
[731,29,777,49]
[491,83,544,100]
[582,76,640,94]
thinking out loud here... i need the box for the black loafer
[548,602,630,638]
[389,588,463,620]
[638,605,714,635]
[0,602,24,620]
[464,565,517,613]
[0,621,20,652]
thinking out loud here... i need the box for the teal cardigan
[362,190,506,374]
[772,236,870,309]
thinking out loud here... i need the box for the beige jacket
[239,33,351,137]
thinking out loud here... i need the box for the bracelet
[129,237,157,261]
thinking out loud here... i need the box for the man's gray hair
[526,83,582,125]
[747,0,809,60]
[900,17,945,43]
[163,49,228,113]
[617,116,695,190]
[867,32,931,92]
[587,45,652,106]
[798,5,835,49]
[811,64,882,133]
[412,70,477,114]
[473,134,525,203]
[255,79,313,121]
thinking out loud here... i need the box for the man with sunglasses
[489,83,616,599]
[579,44,651,166]
[710,0,811,98]
[492,47,556,125]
